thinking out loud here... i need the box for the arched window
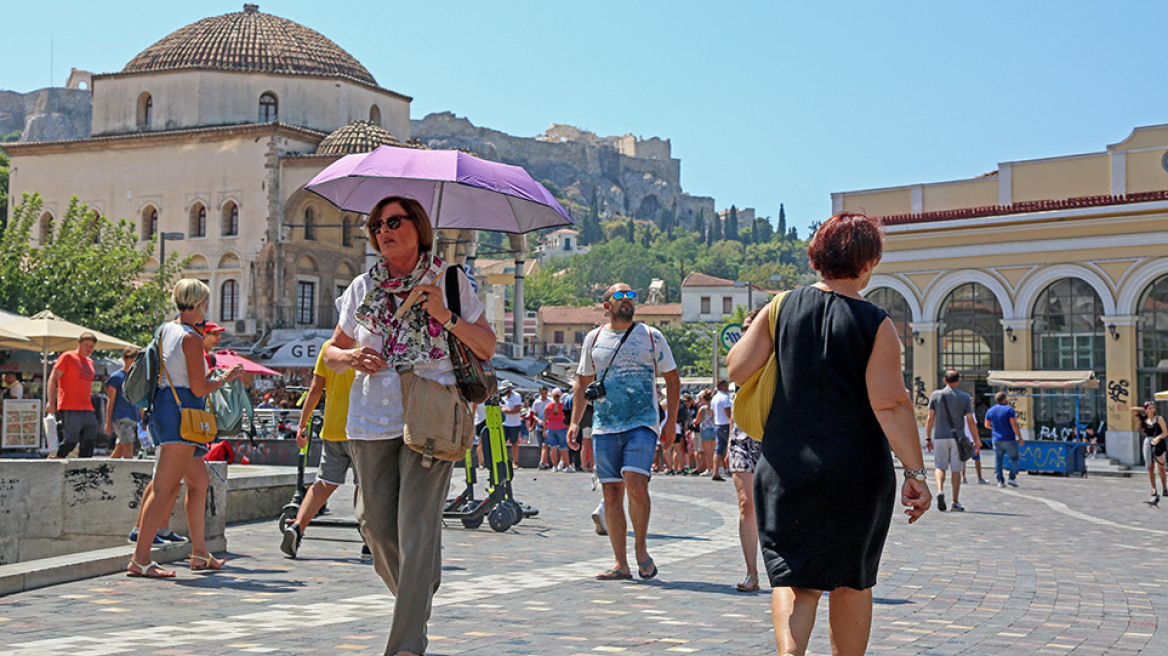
[39,212,54,245]
[220,280,239,323]
[938,283,1003,435]
[866,287,913,387]
[259,92,278,122]
[369,104,381,126]
[137,92,152,128]
[141,206,158,240]
[303,207,316,241]
[341,217,352,247]
[1032,278,1105,437]
[1137,274,1168,407]
[222,202,239,236]
[189,203,206,238]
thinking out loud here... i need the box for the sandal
[189,553,226,571]
[637,557,658,580]
[127,559,175,578]
[736,574,760,592]
[596,568,633,580]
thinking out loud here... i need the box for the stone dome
[122,4,376,86]
[316,121,404,155]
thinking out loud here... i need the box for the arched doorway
[1031,278,1105,439]
[1137,274,1168,406]
[866,287,913,387]
[938,282,1004,436]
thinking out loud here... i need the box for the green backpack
[206,377,256,437]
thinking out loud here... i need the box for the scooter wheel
[506,499,524,524]
[462,516,484,530]
[488,505,513,532]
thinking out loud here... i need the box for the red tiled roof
[682,272,734,287]
[880,190,1168,226]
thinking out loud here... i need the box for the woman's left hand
[414,284,452,324]
[901,478,931,524]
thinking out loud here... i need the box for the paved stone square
[2,459,1168,654]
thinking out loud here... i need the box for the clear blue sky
[4,1,1168,233]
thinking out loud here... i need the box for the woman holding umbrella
[324,196,495,656]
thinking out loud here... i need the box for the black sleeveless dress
[754,285,894,591]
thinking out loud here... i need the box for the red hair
[807,213,884,279]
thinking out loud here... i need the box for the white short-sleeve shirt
[337,265,485,441]
[577,322,676,436]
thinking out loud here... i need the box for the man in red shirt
[48,332,99,458]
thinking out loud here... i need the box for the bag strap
[445,265,462,317]
[596,322,638,386]
[937,390,961,435]
[159,325,183,408]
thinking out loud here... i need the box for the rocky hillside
[411,112,714,225]
[0,88,91,142]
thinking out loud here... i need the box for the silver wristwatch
[903,467,927,481]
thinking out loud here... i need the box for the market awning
[987,370,1099,388]
[1155,390,1168,401]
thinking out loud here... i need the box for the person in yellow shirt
[281,339,358,559]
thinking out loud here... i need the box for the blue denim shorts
[700,427,716,442]
[545,427,568,449]
[148,386,209,454]
[593,426,657,483]
[714,424,731,455]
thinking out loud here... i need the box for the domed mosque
[6,4,416,341]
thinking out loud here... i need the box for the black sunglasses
[369,214,411,233]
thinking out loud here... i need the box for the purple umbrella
[305,145,573,233]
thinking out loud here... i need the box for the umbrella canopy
[1155,390,1168,401]
[987,370,1099,389]
[2,310,138,353]
[213,350,281,376]
[305,145,573,234]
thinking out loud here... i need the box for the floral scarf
[354,252,448,369]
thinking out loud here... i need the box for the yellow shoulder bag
[731,291,788,441]
[161,355,218,444]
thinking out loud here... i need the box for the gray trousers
[349,438,453,656]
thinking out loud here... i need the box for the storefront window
[938,283,1003,436]
[1031,278,1105,438]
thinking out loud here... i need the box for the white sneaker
[591,502,607,535]
[565,465,576,473]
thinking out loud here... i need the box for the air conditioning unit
[234,319,256,335]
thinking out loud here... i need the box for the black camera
[584,380,606,401]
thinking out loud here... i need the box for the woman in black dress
[728,212,931,655]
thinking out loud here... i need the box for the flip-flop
[596,568,633,580]
[637,557,658,580]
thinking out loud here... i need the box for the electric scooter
[278,413,360,532]
[443,397,539,531]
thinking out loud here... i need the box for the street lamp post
[159,231,185,277]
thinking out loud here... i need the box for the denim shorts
[148,386,209,454]
[593,426,657,483]
[700,427,716,442]
[545,427,568,449]
[714,424,731,455]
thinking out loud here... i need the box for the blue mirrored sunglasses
[611,290,637,300]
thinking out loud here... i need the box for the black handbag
[444,265,497,404]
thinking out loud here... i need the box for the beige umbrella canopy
[2,310,138,353]
[0,324,32,350]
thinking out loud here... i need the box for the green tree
[0,194,183,344]
[658,322,716,376]
[777,204,787,239]
[725,205,739,240]
[788,226,798,240]
[523,263,591,310]
[808,220,822,240]
[626,217,635,244]
[581,185,603,245]
[0,150,9,235]
[692,210,705,242]
[753,217,773,242]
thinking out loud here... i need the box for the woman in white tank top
[128,279,242,579]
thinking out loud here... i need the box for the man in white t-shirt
[531,386,551,469]
[710,379,733,481]
[568,282,680,582]
[499,381,524,468]
[3,373,23,400]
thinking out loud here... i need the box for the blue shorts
[545,427,568,449]
[593,426,657,483]
[714,424,731,455]
[148,386,209,454]
[700,427,716,442]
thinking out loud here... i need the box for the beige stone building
[3,5,414,336]
[834,124,1168,466]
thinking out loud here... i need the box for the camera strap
[596,322,638,386]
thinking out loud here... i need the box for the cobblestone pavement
[3,460,1168,655]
